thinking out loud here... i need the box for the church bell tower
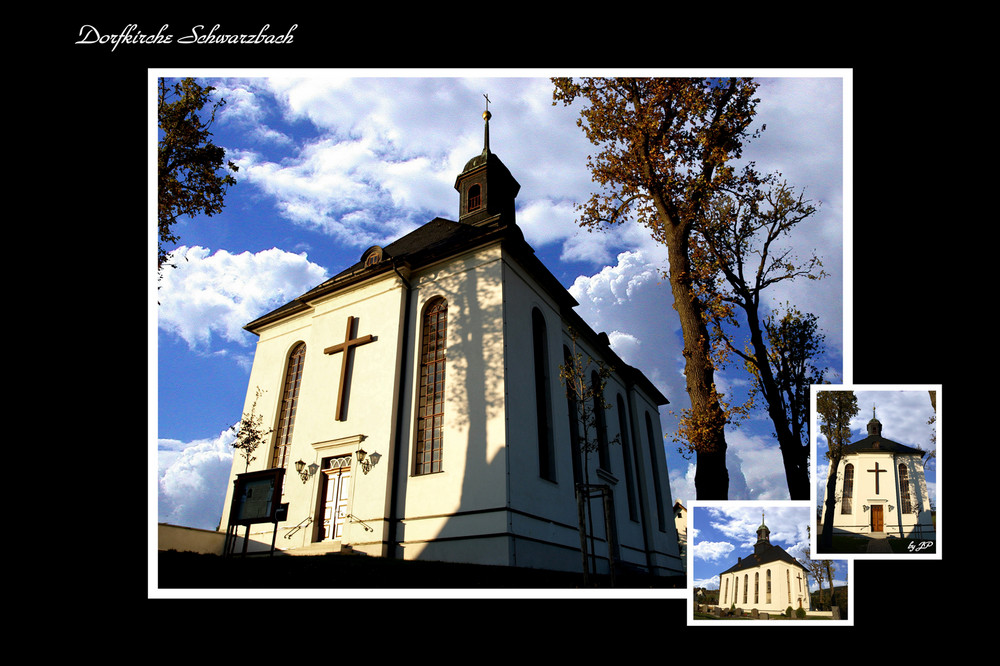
[753,512,771,558]
[867,407,883,436]
[454,99,520,227]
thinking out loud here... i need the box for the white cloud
[706,505,811,549]
[725,429,792,500]
[669,460,697,509]
[211,76,618,260]
[158,245,328,351]
[606,331,640,364]
[852,389,936,451]
[694,574,721,590]
[517,199,583,249]
[158,430,235,531]
[694,540,735,562]
[568,247,679,408]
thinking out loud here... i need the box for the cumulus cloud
[706,505,810,549]
[158,245,328,351]
[158,430,235,531]
[568,248,678,405]
[569,250,663,306]
[694,539,735,562]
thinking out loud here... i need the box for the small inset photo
[689,503,850,624]
[814,385,940,558]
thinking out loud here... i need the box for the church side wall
[627,386,684,576]
[393,244,512,566]
[496,255,584,573]
[498,253,683,577]
[718,563,810,614]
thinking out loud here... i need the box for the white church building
[821,411,934,539]
[717,515,811,613]
[219,110,684,578]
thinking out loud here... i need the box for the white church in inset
[218,108,684,578]
[717,514,811,613]
[821,410,934,539]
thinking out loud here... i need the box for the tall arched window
[786,570,791,603]
[899,463,913,513]
[271,342,306,469]
[743,574,748,604]
[841,463,854,514]
[616,395,638,521]
[591,371,610,471]
[754,572,759,604]
[532,308,555,481]
[723,578,729,605]
[564,345,583,486]
[415,298,447,475]
[766,569,772,604]
[645,412,666,531]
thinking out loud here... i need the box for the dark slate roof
[720,543,809,575]
[842,434,923,455]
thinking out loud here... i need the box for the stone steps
[284,541,367,556]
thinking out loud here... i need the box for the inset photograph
[814,386,939,557]
[690,504,849,623]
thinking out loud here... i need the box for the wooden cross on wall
[868,461,887,494]
[324,316,375,421]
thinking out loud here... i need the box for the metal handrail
[283,515,313,539]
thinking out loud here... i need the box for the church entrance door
[320,455,352,540]
[870,504,884,533]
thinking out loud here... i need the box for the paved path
[865,536,893,553]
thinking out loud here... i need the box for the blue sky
[153,72,848,531]
[690,504,847,594]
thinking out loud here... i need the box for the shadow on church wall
[393,247,677,578]
[394,247,509,559]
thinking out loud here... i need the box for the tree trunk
[745,304,811,499]
[665,225,729,499]
[819,454,842,551]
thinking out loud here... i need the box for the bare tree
[694,180,826,500]
[559,329,620,583]
[229,387,272,473]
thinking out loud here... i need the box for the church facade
[717,517,811,613]
[821,412,933,539]
[218,111,684,578]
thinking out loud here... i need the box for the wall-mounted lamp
[294,459,319,483]
[356,448,381,475]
